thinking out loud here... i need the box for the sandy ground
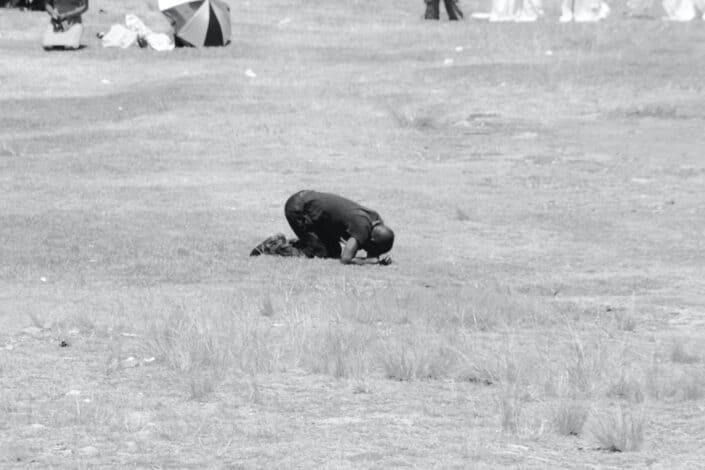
[1,0,705,467]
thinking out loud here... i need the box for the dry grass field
[2,0,705,467]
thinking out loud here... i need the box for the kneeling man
[283,190,394,265]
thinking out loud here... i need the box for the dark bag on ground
[250,233,305,257]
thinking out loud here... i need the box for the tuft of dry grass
[553,401,589,436]
[388,106,439,130]
[613,309,638,332]
[455,207,471,221]
[260,296,275,318]
[188,369,222,400]
[144,305,230,399]
[670,341,700,364]
[449,284,551,331]
[645,365,705,402]
[27,311,52,330]
[591,406,645,452]
[565,334,608,396]
[303,322,375,379]
[607,371,645,404]
[498,359,523,434]
[379,333,458,381]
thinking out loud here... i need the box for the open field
[2,0,705,467]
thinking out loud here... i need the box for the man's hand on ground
[378,256,392,266]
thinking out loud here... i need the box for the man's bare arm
[340,238,390,265]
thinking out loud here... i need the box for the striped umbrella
[158,0,231,47]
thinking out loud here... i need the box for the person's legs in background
[424,0,440,19]
[444,0,464,19]
[425,0,463,20]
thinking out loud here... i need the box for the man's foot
[444,0,464,20]
[424,1,440,19]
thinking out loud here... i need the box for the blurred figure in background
[3,0,45,9]
[425,0,464,19]
[43,0,88,50]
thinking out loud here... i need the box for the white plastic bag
[100,24,137,48]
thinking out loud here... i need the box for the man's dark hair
[367,224,394,257]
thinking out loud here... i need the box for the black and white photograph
[1,0,704,467]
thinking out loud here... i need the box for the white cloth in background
[100,14,174,51]
[662,0,705,20]
[124,14,152,37]
[471,0,544,22]
[559,0,611,22]
[125,14,175,51]
[143,33,175,51]
[100,24,138,48]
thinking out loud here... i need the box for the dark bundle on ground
[250,233,305,257]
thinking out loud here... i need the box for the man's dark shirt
[300,191,381,248]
